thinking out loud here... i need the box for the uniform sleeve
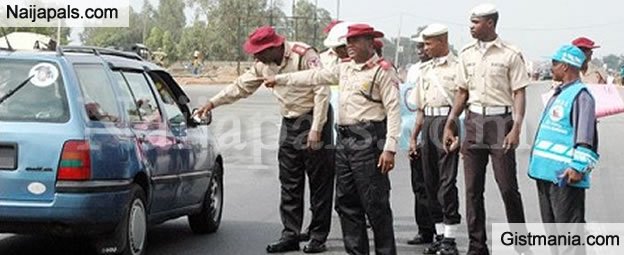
[414,68,424,110]
[406,65,420,106]
[456,56,469,90]
[275,64,340,87]
[378,68,402,152]
[210,63,263,107]
[509,52,530,91]
[302,49,323,70]
[302,50,330,132]
[572,90,597,147]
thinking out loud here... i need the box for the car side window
[74,64,121,122]
[122,72,162,123]
[147,73,185,125]
[111,71,142,122]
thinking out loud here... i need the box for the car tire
[119,184,148,255]
[188,163,223,234]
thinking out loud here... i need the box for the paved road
[1,83,623,255]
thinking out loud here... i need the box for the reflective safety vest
[528,81,599,189]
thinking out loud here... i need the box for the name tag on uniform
[491,62,506,68]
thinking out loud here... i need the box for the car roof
[0,46,165,72]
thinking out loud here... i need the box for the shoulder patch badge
[292,44,310,56]
[377,58,393,70]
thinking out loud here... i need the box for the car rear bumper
[0,184,133,235]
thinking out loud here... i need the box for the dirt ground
[169,61,253,85]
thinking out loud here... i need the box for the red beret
[346,24,384,39]
[572,37,600,49]
[243,26,285,54]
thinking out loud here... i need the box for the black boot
[407,233,434,245]
[266,239,300,253]
[436,238,459,255]
[303,240,327,253]
[423,235,444,254]
[299,231,310,242]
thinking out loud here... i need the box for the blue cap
[551,45,586,68]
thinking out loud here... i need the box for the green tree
[145,27,164,50]
[187,0,272,61]
[161,31,175,57]
[156,0,186,42]
[176,21,211,60]
[81,7,145,48]
[602,54,624,70]
[292,0,331,49]
[139,0,157,43]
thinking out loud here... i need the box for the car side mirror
[191,108,212,126]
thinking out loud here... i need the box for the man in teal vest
[529,44,599,224]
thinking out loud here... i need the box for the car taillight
[57,140,91,181]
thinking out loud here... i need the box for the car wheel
[188,163,223,234]
[120,185,147,255]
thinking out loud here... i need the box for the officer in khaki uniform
[195,26,333,254]
[572,37,608,84]
[412,24,461,255]
[320,21,351,69]
[441,4,530,255]
[405,32,439,246]
[320,21,352,148]
[265,23,401,255]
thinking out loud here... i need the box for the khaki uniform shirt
[275,54,401,152]
[406,61,427,107]
[210,41,329,132]
[457,37,530,107]
[320,49,339,69]
[581,62,607,84]
[415,53,458,109]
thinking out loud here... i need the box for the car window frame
[73,63,123,124]
[145,72,187,126]
[109,70,143,123]
[116,70,165,125]
[147,71,195,126]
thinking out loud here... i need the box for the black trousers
[278,107,334,243]
[335,121,396,255]
[461,112,526,254]
[422,116,461,226]
[536,179,585,223]
[537,179,586,255]
[410,153,436,236]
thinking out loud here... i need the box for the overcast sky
[304,0,624,61]
[121,0,623,61]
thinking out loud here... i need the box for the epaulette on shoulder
[460,41,477,53]
[376,58,393,71]
[292,43,311,56]
[500,41,522,55]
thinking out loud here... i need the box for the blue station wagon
[0,46,224,255]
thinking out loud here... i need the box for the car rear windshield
[0,59,69,122]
